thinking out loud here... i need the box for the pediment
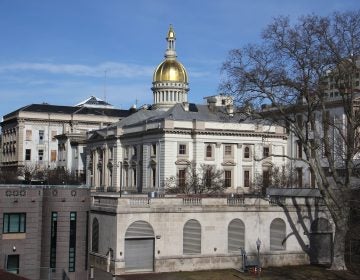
[221,161,236,166]
[175,159,191,165]
[88,131,106,141]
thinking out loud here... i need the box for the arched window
[206,145,212,158]
[228,219,245,252]
[92,218,99,253]
[270,218,286,251]
[244,147,250,158]
[183,219,201,254]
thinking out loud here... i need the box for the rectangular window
[179,144,186,155]
[297,168,303,188]
[152,144,157,156]
[152,167,156,187]
[25,130,32,141]
[50,212,58,269]
[39,130,44,144]
[133,168,137,186]
[3,213,26,233]
[38,149,44,161]
[6,255,19,274]
[179,169,186,187]
[51,130,57,142]
[133,146,137,158]
[25,149,31,161]
[263,147,270,158]
[244,146,250,159]
[244,170,250,188]
[69,212,77,272]
[206,145,212,158]
[225,170,232,188]
[224,145,232,157]
[51,150,57,162]
[297,141,302,159]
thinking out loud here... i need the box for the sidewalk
[94,265,359,280]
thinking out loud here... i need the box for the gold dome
[153,59,188,83]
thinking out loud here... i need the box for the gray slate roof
[117,103,256,128]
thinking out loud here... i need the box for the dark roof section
[3,104,132,119]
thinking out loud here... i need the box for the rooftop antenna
[136,98,138,108]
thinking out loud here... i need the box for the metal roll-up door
[125,239,154,272]
[270,218,286,250]
[228,219,245,252]
[125,221,155,272]
[183,219,201,254]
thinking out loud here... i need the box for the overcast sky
[0,0,359,118]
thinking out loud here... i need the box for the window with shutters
[92,218,99,253]
[183,219,201,255]
[270,218,286,251]
[228,219,245,252]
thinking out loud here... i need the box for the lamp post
[256,238,261,275]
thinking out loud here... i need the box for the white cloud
[0,62,154,78]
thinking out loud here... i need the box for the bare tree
[221,11,360,270]
[165,163,226,195]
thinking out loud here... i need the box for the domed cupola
[152,25,189,110]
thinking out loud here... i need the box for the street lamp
[256,238,261,264]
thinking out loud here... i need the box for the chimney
[226,104,234,116]
[207,97,217,112]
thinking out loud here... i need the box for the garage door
[125,221,155,272]
[125,238,154,272]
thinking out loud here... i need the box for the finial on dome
[165,24,176,59]
[167,24,176,40]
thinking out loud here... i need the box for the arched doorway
[124,221,155,272]
[310,218,333,265]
